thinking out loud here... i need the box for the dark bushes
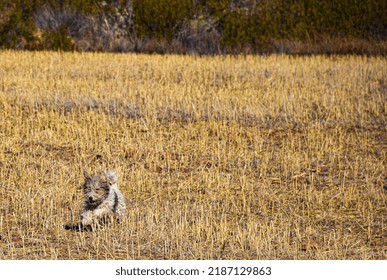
[0,0,386,54]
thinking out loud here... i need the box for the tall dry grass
[0,51,385,259]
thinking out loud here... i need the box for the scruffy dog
[65,170,126,231]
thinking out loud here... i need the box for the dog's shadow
[64,223,93,232]
[64,217,118,232]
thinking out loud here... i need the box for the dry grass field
[0,51,385,259]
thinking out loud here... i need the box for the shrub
[132,0,193,39]
[41,24,74,51]
[0,1,38,49]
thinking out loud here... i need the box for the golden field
[0,51,385,259]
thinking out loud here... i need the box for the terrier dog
[65,170,126,231]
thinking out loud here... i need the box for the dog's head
[82,171,117,207]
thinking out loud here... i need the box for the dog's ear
[101,170,118,185]
[100,173,108,184]
[83,171,92,181]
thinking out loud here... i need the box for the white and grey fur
[65,170,126,231]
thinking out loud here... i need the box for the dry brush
[0,51,385,259]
